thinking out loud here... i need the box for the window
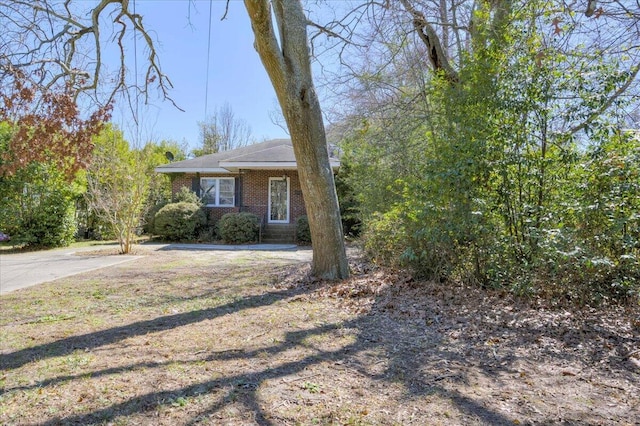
[200,178,235,207]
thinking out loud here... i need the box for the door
[268,177,289,223]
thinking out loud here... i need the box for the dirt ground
[0,245,638,425]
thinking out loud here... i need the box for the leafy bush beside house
[296,215,311,244]
[142,200,168,235]
[154,201,206,241]
[154,185,211,240]
[173,186,201,204]
[218,212,259,244]
[335,162,362,237]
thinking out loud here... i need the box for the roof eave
[220,161,298,170]
[155,161,341,174]
[154,167,230,174]
[220,160,341,171]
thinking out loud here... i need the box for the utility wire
[133,0,140,146]
[204,0,213,119]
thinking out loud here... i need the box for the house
[154,138,340,243]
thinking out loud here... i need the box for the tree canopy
[330,0,640,302]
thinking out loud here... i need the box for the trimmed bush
[154,202,206,241]
[197,225,218,243]
[296,215,311,244]
[218,212,259,244]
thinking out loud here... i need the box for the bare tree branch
[307,20,359,47]
[0,0,177,110]
[398,0,459,82]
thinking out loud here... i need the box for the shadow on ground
[1,255,638,425]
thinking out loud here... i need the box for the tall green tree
[0,122,81,248]
[141,139,188,234]
[338,0,640,300]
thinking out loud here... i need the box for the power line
[204,0,213,120]
[133,0,140,146]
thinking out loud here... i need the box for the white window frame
[200,177,235,207]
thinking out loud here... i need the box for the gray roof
[155,138,340,173]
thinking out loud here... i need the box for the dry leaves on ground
[0,245,638,425]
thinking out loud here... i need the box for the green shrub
[154,202,206,241]
[218,212,259,244]
[363,210,407,269]
[197,225,218,243]
[0,155,80,248]
[173,186,201,204]
[13,190,77,248]
[143,201,168,235]
[296,215,312,244]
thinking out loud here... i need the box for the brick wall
[170,173,240,222]
[170,174,193,194]
[168,170,307,225]
[241,170,306,224]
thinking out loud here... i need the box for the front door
[268,177,289,223]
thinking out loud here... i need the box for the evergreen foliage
[218,212,259,244]
[141,140,188,235]
[173,186,201,204]
[0,123,80,248]
[342,2,640,303]
[154,202,206,241]
[296,215,311,244]
[15,189,77,248]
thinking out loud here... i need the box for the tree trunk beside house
[244,0,349,280]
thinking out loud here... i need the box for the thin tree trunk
[244,0,349,279]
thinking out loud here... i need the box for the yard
[0,245,638,425]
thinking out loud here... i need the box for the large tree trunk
[244,0,349,279]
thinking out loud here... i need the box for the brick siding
[169,170,307,225]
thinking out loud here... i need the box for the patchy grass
[1,246,639,425]
[0,236,152,254]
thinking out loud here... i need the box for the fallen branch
[431,373,462,383]
[282,373,321,384]
[616,348,640,360]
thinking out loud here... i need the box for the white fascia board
[154,167,230,173]
[219,161,341,170]
[219,161,298,169]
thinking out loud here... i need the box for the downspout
[238,169,244,211]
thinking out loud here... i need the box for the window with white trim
[200,178,235,207]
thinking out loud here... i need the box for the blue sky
[112,1,290,150]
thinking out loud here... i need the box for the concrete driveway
[0,243,305,295]
[0,247,142,295]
